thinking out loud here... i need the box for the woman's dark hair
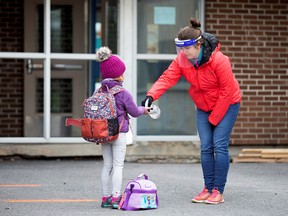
[177,18,203,42]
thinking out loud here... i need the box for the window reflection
[94,0,118,53]
[137,60,197,136]
[36,78,72,113]
[38,5,73,53]
[137,0,200,54]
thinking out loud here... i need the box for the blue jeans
[196,103,240,194]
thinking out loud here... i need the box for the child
[95,47,149,209]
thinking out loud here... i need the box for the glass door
[24,0,87,137]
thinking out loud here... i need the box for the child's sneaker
[101,196,112,208]
[204,189,224,204]
[191,188,211,203]
[111,195,122,209]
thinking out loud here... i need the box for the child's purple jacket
[101,79,145,133]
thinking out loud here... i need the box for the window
[136,0,201,136]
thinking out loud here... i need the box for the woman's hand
[141,96,153,107]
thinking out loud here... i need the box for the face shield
[174,36,202,68]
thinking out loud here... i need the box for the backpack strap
[110,85,124,95]
[110,85,125,131]
[136,173,149,180]
[96,84,123,95]
[93,85,104,95]
[65,118,82,127]
[118,118,125,133]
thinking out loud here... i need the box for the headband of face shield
[175,35,202,55]
[175,35,202,47]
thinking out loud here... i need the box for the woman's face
[181,43,201,59]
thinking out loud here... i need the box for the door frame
[24,0,87,137]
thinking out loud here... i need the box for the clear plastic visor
[174,36,202,68]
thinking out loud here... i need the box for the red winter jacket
[147,35,241,126]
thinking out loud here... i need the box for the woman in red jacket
[141,18,241,204]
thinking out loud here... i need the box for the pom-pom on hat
[95,46,126,79]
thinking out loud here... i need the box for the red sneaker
[204,189,224,204]
[192,188,211,203]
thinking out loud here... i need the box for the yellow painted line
[6,199,99,203]
[0,184,41,187]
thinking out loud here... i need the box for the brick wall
[0,0,24,137]
[206,0,288,145]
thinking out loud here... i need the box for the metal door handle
[26,59,43,74]
[52,64,83,70]
[26,59,83,74]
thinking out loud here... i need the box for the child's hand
[144,107,150,115]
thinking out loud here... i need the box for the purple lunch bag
[119,173,158,211]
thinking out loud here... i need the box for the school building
[0,0,287,160]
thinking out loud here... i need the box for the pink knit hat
[95,47,126,79]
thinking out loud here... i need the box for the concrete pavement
[0,159,287,216]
